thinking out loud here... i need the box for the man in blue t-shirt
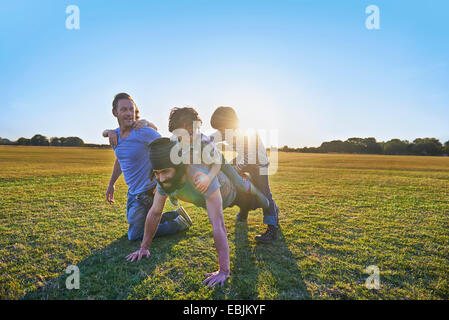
[104,93,192,241]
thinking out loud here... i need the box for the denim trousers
[126,189,188,241]
[241,164,278,226]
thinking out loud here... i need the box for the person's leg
[245,165,278,226]
[220,155,269,210]
[234,189,260,222]
[154,207,191,237]
[126,191,191,240]
[245,165,279,243]
[126,192,149,241]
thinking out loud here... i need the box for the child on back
[166,107,269,214]
[210,106,279,243]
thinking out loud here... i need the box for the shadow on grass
[252,227,310,299]
[213,222,310,299]
[228,222,259,299]
[23,232,186,300]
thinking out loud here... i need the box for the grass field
[1,145,448,300]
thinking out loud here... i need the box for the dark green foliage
[285,137,446,156]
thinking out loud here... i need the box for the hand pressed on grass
[202,270,229,287]
[126,247,150,262]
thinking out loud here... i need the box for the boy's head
[210,106,239,134]
[168,107,202,136]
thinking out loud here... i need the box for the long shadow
[213,221,310,299]
[253,227,311,299]
[227,221,259,299]
[23,232,186,300]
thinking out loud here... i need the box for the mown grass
[0,146,448,299]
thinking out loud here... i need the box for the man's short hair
[112,92,140,120]
[168,107,202,132]
[210,106,239,130]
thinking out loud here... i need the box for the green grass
[1,146,448,299]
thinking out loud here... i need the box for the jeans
[241,164,278,226]
[126,189,188,241]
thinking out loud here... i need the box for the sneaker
[175,215,191,230]
[236,210,248,222]
[255,225,278,243]
[176,206,193,227]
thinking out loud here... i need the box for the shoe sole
[177,206,193,226]
[254,236,276,243]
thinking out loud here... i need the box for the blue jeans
[241,164,278,226]
[126,189,188,241]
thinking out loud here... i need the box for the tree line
[281,137,449,156]
[0,134,109,148]
[1,135,448,155]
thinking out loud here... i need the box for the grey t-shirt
[157,164,237,209]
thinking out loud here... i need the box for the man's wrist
[140,240,150,250]
[220,268,230,275]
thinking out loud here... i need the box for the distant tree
[363,137,383,154]
[50,137,62,146]
[320,140,349,153]
[345,137,382,154]
[383,139,410,155]
[61,136,84,147]
[411,138,443,155]
[16,137,31,146]
[0,137,12,145]
[443,140,449,155]
[30,134,50,146]
[346,138,365,153]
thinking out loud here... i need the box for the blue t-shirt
[112,127,161,195]
[157,164,237,209]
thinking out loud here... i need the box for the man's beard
[158,165,186,194]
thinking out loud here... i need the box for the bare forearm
[140,193,166,249]
[140,209,162,250]
[109,159,122,186]
[212,223,230,273]
[206,190,230,273]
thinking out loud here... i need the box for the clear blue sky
[1,0,448,147]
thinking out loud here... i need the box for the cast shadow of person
[23,232,186,300]
[213,221,310,300]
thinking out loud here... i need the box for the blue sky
[0,0,448,147]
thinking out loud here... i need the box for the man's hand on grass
[202,270,229,287]
[106,184,115,203]
[126,247,150,262]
